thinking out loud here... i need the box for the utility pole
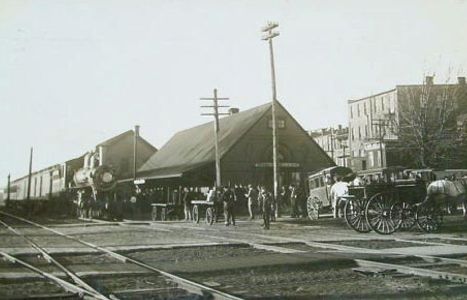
[6,173,11,207]
[26,147,33,201]
[133,125,140,181]
[339,145,350,167]
[262,22,280,215]
[200,89,230,187]
[329,128,335,163]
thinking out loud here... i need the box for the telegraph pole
[26,147,33,201]
[329,128,335,163]
[200,89,230,187]
[339,145,350,167]
[262,22,280,215]
[6,173,11,207]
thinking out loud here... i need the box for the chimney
[425,76,434,85]
[228,107,240,115]
[133,125,140,181]
[458,77,466,85]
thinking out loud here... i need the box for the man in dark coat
[221,186,235,226]
[260,187,272,230]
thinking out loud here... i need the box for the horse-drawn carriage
[307,166,467,235]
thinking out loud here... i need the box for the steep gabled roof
[98,130,157,151]
[138,102,271,179]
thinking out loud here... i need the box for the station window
[268,118,286,129]
[358,127,361,139]
[350,106,353,119]
[364,102,367,115]
[357,104,360,117]
[381,97,385,111]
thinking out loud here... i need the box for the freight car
[6,163,69,215]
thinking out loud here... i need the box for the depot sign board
[134,179,146,185]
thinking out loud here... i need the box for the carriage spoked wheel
[192,205,200,224]
[390,201,416,231]
[344,197,372,233]
[306,196,321,220]
[416,201,443,233]
[365,191,398,235]
[205,207,215,225]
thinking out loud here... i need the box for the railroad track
[0,211,243,300]
[136,220,467,285]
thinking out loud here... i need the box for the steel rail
[0,218,114,300]
[0,211,243,300]
[0,250,102,299]
[149,221,467,284]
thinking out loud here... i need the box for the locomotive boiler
[74,151,117,219]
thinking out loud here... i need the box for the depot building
[136,101,334,189]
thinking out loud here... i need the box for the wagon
[343,167,427,235]
[307,166,354,219]
[191,200,219,225]
[151,203,177,221]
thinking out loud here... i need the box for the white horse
[426,178,467,216]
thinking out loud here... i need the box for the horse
[425,178,467,216]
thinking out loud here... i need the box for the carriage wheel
[192,205,200,224]
[366,191,398,235]
[344,198,371,233]
[306,197,321,220]
[390,201,416,231]
[416,202,443,233]
[206,207,214,225]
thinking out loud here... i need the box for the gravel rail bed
[184,263,467,299]
[323,239,426,249]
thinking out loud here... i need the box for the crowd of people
[74,182,309,228]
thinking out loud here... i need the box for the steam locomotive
[74,151,118,219]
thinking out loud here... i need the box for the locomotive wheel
[206,207,214,225]
[365,191,398,235]
[344,198,371,233]
[416,202,443,233]
[192,205,200,224]
[390,201,416,231]
[306,197,321,220]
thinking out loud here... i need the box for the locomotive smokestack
[133,125,140,181]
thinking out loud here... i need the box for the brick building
[348,76,467,171]
[310,125,350,167]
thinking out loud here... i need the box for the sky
[1,0,467,186]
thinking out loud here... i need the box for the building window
[357,104,360,117]
[350,106,353,119]
[364,102,367,115]
[358,127,361,139]
[381,97,385,111]
[365,125,368,137]
[351,128,355,141]
[268,118,286,129]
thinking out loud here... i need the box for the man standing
[260,187,272,230]
[245,184,258,220]
[182,187,193,221]
[221,186,235,226]
[289,185,299,218]
[330,177,349,218]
